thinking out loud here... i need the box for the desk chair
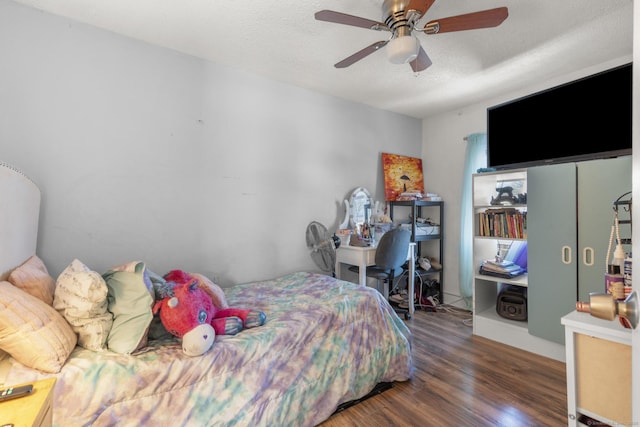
[348,227,412,319]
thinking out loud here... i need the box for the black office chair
[349,227,412,319]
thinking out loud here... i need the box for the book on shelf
[479,259,526,278]
[483,258,516,268]
[477,208,527,239]
[481,263,522,274]
[478,267,526,279]
[400,191,422,197]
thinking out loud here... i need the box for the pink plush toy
[153,270,266,356]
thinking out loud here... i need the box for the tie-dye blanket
[4,272,413,426]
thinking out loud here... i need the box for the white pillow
[54,259,113,351]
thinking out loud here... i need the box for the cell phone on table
[0,384,33,402]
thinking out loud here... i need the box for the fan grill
[306,221,338,275]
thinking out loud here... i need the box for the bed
[0,162,413,426]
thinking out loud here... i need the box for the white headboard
[0,162,41,280]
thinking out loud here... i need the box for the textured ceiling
[9,0,634,118]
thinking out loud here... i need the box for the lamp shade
[386,35,419,64]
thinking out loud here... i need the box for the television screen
[487,63,632,170]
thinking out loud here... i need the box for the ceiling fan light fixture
[386,35,419,64]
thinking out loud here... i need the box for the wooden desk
[335,243,416,315]
[0,377,56,427]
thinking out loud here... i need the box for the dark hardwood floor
[320,306,568,427]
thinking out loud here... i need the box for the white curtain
[458,133,487,310]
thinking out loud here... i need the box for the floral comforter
[5,272,413,427]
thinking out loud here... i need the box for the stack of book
[395,191,423,201]
[395,191,442,201]
[479,258,526,279]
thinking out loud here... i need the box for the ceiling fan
[314,0,508,72]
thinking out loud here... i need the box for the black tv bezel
[486,62,632,170]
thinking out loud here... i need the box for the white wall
[422,54,633,305]
[0,1,422,285]
[2,0,631,301]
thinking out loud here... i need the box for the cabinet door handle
[562,245,572,264]
[582,247,594,266]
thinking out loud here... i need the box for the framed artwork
[382,153,425,201]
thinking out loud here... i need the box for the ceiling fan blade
[405,0,436,18]
[334,41,388,68]
[315,10,389,31]
[410,45,432,72]
[423,7,508,34]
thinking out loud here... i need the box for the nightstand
[0,377,56,427]
[562,310,631,426]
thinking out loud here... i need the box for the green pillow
[103,261,154,354]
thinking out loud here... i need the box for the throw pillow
[54,259,113,351]
[7,254,55,305]
[0,281,77,373]
[103,261,155,354]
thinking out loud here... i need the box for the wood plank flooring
[319,306,568,427]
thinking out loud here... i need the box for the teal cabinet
[527,156,632,344]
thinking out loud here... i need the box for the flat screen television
[487,62,632,170]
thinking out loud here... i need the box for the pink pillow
[8,255,55,305]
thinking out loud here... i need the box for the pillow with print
[54,259,114,351]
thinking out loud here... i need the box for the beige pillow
[0,281,77,373]
[8,255,55,305]
[54,259,113,351]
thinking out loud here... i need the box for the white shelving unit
[472,168,565,361]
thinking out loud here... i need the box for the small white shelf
[475,307,528,330]
[562,310,632,426]
[474,203,527,210]
[561,310,630,346]
[473,236,527,241]
[474,272,528,287]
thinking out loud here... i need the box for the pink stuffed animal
[153,270,266,356]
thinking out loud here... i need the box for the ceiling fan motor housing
[382,0,419,35]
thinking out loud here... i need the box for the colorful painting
[382,153,425,201]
